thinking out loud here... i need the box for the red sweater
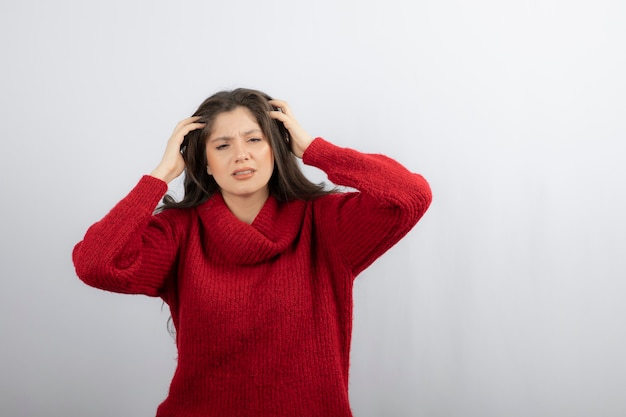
[73,138,431,417]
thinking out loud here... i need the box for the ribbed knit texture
[73,138,432,417]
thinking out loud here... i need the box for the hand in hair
[151,116,206,184]
[268,99,313,159]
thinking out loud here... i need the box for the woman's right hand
[150,117,205,183]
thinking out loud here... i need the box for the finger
[175,121,206,138]
[268,99,293,117]
[173,116,203,133]
[181,122,206,132]
[268,108,289,122]
[175,115,202,127]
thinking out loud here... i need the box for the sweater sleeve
[72,175,183,297]
[303,138,432,276]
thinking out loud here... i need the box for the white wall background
[1,0,625,416]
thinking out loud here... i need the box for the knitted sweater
[73,138,432,417]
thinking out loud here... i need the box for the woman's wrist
[150,166,174,184]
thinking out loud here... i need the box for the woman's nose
[234,141,249,162]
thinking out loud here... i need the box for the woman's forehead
[209,107,261,139]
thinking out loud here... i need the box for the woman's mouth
[232,169,256,178]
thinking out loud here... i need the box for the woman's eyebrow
[209,136,232,143]
[210,129,262,142]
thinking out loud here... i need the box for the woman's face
[205,106,274,206]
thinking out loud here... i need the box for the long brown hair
[161,88,332,209]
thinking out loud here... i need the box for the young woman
[73,88,432,416]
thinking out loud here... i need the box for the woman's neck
[221,190,269,225]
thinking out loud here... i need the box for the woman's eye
[216,144,229,150]
[248,137,261,143]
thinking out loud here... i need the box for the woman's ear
[206,165,212,176]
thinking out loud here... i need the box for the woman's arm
[72,176,185,296]
[269,99,431,276]
[304,138,432,275]
[73,118,205,296]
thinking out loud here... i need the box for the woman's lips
[232,168,256,178]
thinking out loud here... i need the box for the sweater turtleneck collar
[196,192,307,265]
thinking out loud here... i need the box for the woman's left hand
[268,99,313,158]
